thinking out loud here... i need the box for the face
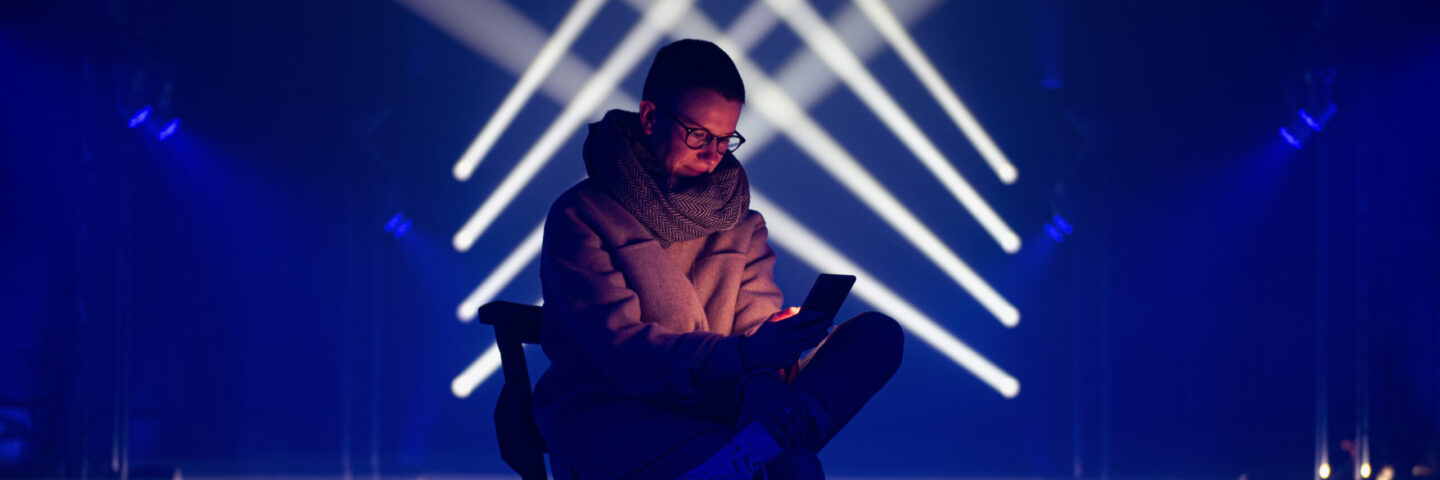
[640,88,743,178]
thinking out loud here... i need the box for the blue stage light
[157,118,180,141]
[385,212,405,233]
[1279,127,1302,149]
[1050,214,1072,235]
[128,106,151,128]
[395,219,414,238]
[1278,104,1335,150]
[1043,223,1064,242]
[1300,104,1338,132]
[1298,109,1321,131]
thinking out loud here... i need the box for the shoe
[765,447,824,480]
[678,423,781,479]
[677,443,765,480]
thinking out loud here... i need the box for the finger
[800,318,831,336]
[776,331,825,358]
[780,323,824,343]
[776,310,825,330]
[791,309,826,325]
[781,327,828,350]
[771,306,801,322]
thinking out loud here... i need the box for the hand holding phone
[739,274,856,370]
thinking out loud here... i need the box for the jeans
[625,311,905,479]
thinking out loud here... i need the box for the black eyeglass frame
[652,103,746,154]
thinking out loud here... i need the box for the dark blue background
[3,0,1437,478]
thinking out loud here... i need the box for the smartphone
[798,273,856,327]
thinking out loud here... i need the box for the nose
[697,143,718,160]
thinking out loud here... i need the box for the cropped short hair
[641,39,745,108]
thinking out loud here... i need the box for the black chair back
[477,301,547,480]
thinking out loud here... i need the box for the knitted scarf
[583,109,750,248]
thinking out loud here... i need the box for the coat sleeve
[540,196,731,403]
[692,212,784,384]
[732,212,784,336]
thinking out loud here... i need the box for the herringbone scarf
[583,110,750,248]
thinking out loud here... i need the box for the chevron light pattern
[397,0,1024,399]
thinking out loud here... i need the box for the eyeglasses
[653,103,746,154]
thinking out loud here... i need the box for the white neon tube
[452,297,545,398]
[452,0,608,182]
[737,0,942,153]
[722,0,782,51]
[764,0,1021,254]
[747,85,1019,326]
[450,0,695,253]
[456,221,547,322]
[396,0,643,134]
[853,0,1018,184]
[450,342,502,399]
[752,191,1020,398]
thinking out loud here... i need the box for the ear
[638,100,657,136]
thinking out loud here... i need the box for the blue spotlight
[1279,127,1303,149]
[1050,214,1072,235]
[1043,223,1064,243]
[384,212,405,233]
[0,409,31,466]
[1298,109,1321,131]
[157,118,180,141]
[385,212,413,238]
[1299,104,1337,132]
[128,106,151,128]
[1277,104,1336,150]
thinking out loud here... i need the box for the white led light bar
[452,0,608,182]
[753,191,1020,397]
[450,0,695,253]
[764,0,1021,254]
[456,221,547,322]
[853,0,1018,184]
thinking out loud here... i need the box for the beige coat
[532,178,783,478]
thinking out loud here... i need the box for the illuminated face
[641,88,743,178]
